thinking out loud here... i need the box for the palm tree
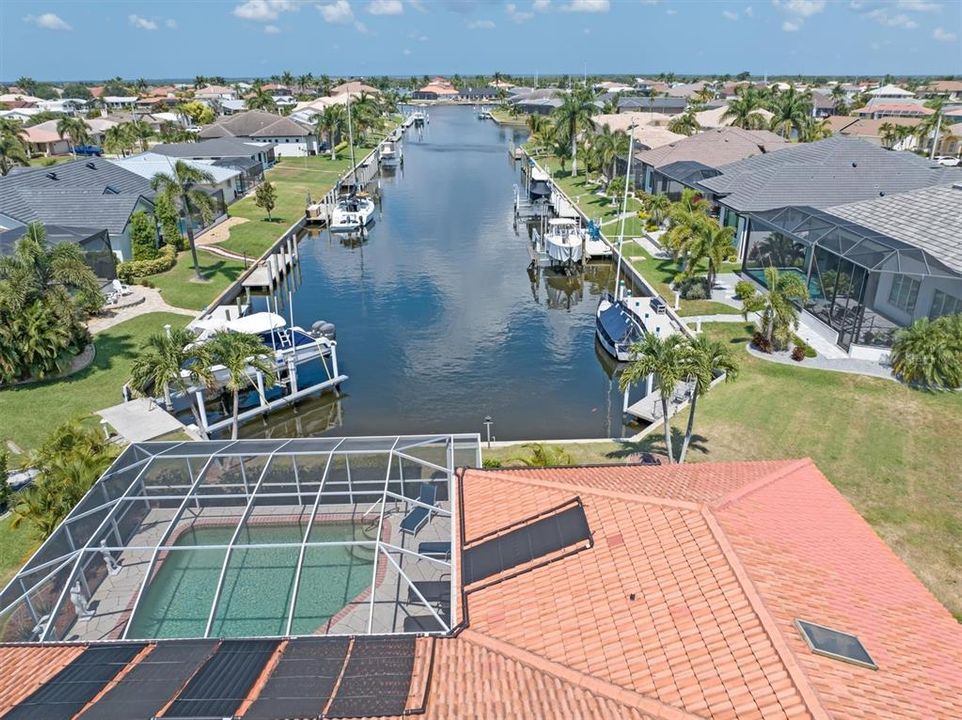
[206,331,277,439]
[830,84,848,115]
[879,121,899,149]
[127,120,154,152]
[678,336,738,463]
[799,116,833,143]
[645,194,671,226]
[916,98,946,158]
[684,221,736,288]
[662,189,709,261]
[693,85,715,105]
[551,85,597,177]
[668,109,700,137]
[769,85,813,139]
[56,116,90,156]
[246,85,277,112]
[352,92,383,141]
[889,316,962,389]
[588,125,628,181]
[281,70,295,89]
[620,334,688,463]
[742,265,809,347]
[103,124,134,157]
[512,443,574,467]
[150,161,216,280]
[0,118,29,175]
[721,86,769,129]
[128,327,215,424]
[316,104,347,160]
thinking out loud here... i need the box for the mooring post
[194,390,208,435]
[256,371,267,407]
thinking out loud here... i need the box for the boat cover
[598,301,639,345]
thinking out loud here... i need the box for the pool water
[126,523,372,639]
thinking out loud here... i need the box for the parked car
[74,145,102,156]
[934,155,960,167]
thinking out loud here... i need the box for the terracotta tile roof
[0,645,84,715]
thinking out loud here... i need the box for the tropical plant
[620,333,688,463]
[177,100,216,126]
[830,84,848,115]
[254,181,277,221]
[0,447,10,513]
[11,422,117,539]
[769,85,813,139]
[55,116,90,155]
[889,315,962,389]
[246,84,277,112]
[351,92,383,141]
[721,85,769,130]
[551,85,597,177]
[742,265,809,349]
[127,120,154,152]
[157,120,193,144]
[128,326,215,425]
[128,210,158,261]
[153,193,183,249]
[316,104,347,159]
[589,125,629,181]
[662,189,709,261]
[645,193,671,226]
[799,117,833,143]
[103,124,135,156]
[150,161,216,280]
[678,336,738,463]
[0,118,30,175]
[879,121,900,149]
[206,331,277,439]
[668,109,701,137]
[512,443,574,467]
[684,221,736,288]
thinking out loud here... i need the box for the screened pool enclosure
[0,436,480,644]
[743,206,962,350]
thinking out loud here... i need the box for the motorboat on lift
[329,193,376,232]
[412,111,426,128]
[187,312,337,385]
[541,218,585,266]
[528,165,551,202]
[379,139,401,168]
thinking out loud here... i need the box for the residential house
[151,138,272,193]
[109,152,246,206]
[826,116,924,151]
[330,81,380,96]
[101,96,139,110]
[919,80,962,102]
[412,78,459,101]
[19,121,72,156]
[672,104,774,130]
[593,80,634,93]
[1,457,960,719]
[0,224,116,281]
[616,95,690,115]
[197,110,316,157]
[507,87,564,115]
[666,81,710,99]
[867,83,916,100]
[810,91,835,118]
[194,84,237,102]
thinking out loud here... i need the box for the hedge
[117,245,177,283]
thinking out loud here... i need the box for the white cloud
[933,25,957,41]
[318,0,354,23]
[564,0,610,12]
[264,23,281,32]
[506,3,534,22]
[782,19,801,30]
[129,14,158,30]
[744,5,754,16]
[354,19,370,32]
[533,0,551,9]
[165,18,177,28]
[233,0,298,21]
[403,48,412,54]
[368,0,403,14]
[468,18,496,28]
[722,9,739,20]
[23,12,72,30]
[867,8,918,27]
[773,0,824,31]
[666,8,678,14]
[409,0,427,11]
[896,0,941,11]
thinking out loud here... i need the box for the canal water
[244,105,631,441]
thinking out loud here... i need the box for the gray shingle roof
[635,127,790,170]
[0,188,149,237]
[618,96,688,112]
[699,136,956,211]
[0,157,153,196]
[198,110,311,139]
[827,182,962,274]
[151,138,272,159]
[0,224,104,255]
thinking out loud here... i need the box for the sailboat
[330,93,377,233]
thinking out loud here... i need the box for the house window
[888,274,920,313]
[930,289,962,319]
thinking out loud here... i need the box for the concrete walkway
[88,287,195,334]
[746,344,895,381]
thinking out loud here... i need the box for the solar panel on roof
[5,644,145,720]
[77,640,217,720]
[162,639,278,719]
[325,636,417,719]
[243,637,349,720]
[795,619,878,670]
[462,503,591,585]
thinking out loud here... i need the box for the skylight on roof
[795,619,877,670]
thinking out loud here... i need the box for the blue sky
[1,1,960,81]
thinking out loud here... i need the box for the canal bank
[214,105,640,441]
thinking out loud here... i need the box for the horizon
[1,1,960,80]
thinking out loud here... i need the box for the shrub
[117,244,177,283]
[678,276,710,300]
[129,210,159,261]
[481,458,503,469]
[791,344,806,362]
[752,331,773,353]
[734,280,757,301]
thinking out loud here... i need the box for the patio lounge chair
[403,615,446,633]
[418,541,451,560]
[407,580,451,608]
[400,484,437,536]
[112,279,133,296]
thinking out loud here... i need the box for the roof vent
[851,162,858,168]
[795,619,877,670]
[86,161,97,170]
[45,172,57,180]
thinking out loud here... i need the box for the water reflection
[239,106,631,441]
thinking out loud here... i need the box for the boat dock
[241,233,299,290]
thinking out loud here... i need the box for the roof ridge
[474,469,703,513]
[459,631,703,720]
[710,458,814,510]
[699,506,832,720]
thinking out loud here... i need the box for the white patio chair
[112,279,133,296]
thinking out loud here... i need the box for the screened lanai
[0,436,480,645]
[742,206,962,350]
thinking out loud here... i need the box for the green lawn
[0,312,190,458]
[28,156,72,167]
[0,515,38,588]
[629,251,741,317]
[485,322,962,620]
[150,252,247,312]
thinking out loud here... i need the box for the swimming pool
[126,523,373,639]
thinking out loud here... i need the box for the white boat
[412,111,426,127]
[329,194,376,232]
[187,312,337,385]
[541,218,585,266]
[379,140,401,168]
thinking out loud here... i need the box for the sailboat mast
[613,123,635,301]
[347,92,357,187]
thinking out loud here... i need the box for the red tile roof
[2,460,959,719]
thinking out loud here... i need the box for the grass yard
[0,515,37,588]
[0,312,190,458]
[629,251,741,317]
[484,322,962,620]
[151,252,247,311]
